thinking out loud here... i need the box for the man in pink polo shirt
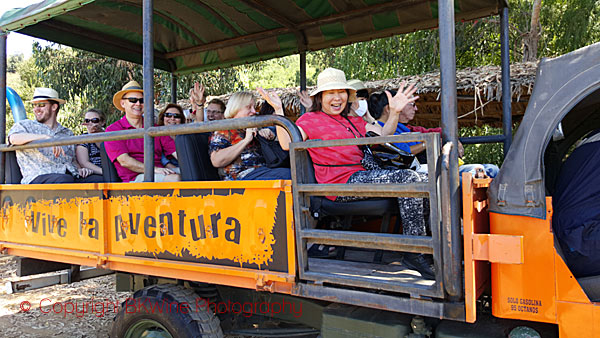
[104,81,181,183]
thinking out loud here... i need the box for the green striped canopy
[0,0,504,75]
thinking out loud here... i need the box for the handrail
[290,132,444,298]
[0,115,302,152]
[293,134,434,149]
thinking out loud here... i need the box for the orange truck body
[463,174,599,337]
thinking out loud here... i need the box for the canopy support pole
[0,33,6,184]
[300,52,307,115]
[438,0,462,300]
[170,74,177,104]
[500,6,512,156]
[143,0,155,182]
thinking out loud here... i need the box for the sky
[0,1,49,57]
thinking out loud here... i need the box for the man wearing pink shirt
[104,81,181,183]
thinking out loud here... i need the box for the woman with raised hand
[208,91,290,180]
[368,91,498,180]
[268,68,434,279]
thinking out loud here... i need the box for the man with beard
[8,88,102,184]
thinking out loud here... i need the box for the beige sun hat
[310,68,356,102]
[113,80,143,111]
[347,79,366,91]
[30,88,66,105]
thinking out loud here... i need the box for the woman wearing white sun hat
[261,67,434,279]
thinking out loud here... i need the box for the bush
[459,124,520,167]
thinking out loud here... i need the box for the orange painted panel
[0,181,296,281]
[107,188,282,268]
[556,301,598,338]
[490,199,557,323]
[472,234,523,264]
[0,190,104,252]
[462,173,492,323]
[555,251,591,303]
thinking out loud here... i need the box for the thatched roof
[173,62,537,127]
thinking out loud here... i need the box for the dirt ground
[0,254,130,338]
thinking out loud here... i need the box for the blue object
[376,121,419,153]
[553,136,600,277]
[6,87,27,122]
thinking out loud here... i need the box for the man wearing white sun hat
[8,87,102,184]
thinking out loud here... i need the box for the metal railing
[0,115,302,153]
[289,133,454,299]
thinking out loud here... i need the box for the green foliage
[32,42,142,129]
[538,0,600,57]
[7,54,23,73]
[458,124,520,167]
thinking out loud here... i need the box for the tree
[7,54,23,73]
[521,0,542,62]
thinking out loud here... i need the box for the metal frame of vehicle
[0,0,526,333]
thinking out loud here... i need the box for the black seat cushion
[302,151,398,219]
[100,142,121,183]
[577,275,600,302]
[310,196,398,219]
[175,133,219,181]
[5,151,22,184]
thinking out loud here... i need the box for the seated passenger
[76,108,106,179]
[299,79,376,124]
[368,91,499,180]
[157,103,185,172]
[8,88,102,184]
[208,91,291,180]
[347,79,377,124]
[188,82,226,122]
[553,131,600,278]
[104,81,181,183]
[270,68,433,279]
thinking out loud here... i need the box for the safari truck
[0,0,597,337]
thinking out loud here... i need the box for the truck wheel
[110,284,223,338]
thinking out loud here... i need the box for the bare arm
[257,87,307,151]
[9,133,66,157]
[9,133,50,145]
[379,112,401,136]
[276,124,307,151]
[365,122,424,154]
[116,153,175,175]
[76,145,103,175]
[210,130,255,168]
[190,82,206,123]
[380,82,418,136]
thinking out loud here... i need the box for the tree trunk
[522,0,543,62]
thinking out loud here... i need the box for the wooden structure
[183,62,537,127]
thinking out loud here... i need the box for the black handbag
[364,131,417,170]
[257,134,290,168]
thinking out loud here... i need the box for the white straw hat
[310,68,356,102]
[347,79,367,91]
[30,88,66,105]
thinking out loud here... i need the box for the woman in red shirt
[261,68,434,279]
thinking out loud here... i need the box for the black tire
[110,284,223,338]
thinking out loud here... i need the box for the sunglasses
[84,118,101,123]
[123,97,144,104]
[32,103,48,108]
[164,113,182,118]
